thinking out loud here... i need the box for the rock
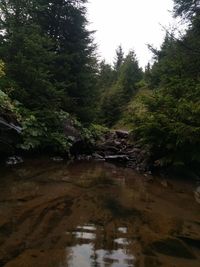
[100,145,119,153]
[51,157,64,162]
[6,156,23,166]
[92,153,104,160]
[127,148,141,155]
[0,117,22,133]
[0,117,22,157]
[113,140,122,147]
[115,130,129,138]
[93,129,152,172]
[105,155,129,163]
[64,119,81,142]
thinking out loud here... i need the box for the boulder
[64,119,81,142]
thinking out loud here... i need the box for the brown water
[0,159,199,267]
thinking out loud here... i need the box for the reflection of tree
[66,222,135,267]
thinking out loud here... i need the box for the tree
[99,49,143,126]
[0,0,98,154]
[0,0,97,122]
[118,50,142,100]
[173,0,200,19]
[113,45,124,74]
[130,0,200,171]
[97,60,115,91]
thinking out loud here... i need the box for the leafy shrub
[131,86,200,169]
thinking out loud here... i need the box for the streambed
[0,159,199,267]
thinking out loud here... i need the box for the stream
[0,158,199,267]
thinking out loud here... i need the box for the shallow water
[0,159,199,267]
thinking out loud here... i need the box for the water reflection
[0,159,200,267]
[67,224,135,267]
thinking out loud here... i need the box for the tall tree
[113,45,124,74]
[0,0,97,122]
[118,50,142,100]
[130,0,200,170]
[99,49,143,126]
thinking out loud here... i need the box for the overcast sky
[86,0,176,68]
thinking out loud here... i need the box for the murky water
[0,159,199,267]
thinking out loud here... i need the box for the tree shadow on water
[103,196,140,219]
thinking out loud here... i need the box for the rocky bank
[93,130,152,172]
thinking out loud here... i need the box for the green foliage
[98,49,143,126]
[131,87,200,167]
[0,0,97,121]
[115,85,151,130]
[19,114,46,150]
[0,0,99,156]
[0,90,13,113]
[88,124,109,140]
[0,61,20,119]
[18,109,80,153]
[129,3,200,170]
[0,60,5,78]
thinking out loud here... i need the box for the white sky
[86,0,176,68]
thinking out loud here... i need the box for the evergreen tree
[99,49,143,126]
[144,62,151,84]
[118,50,142,100]
[130,0,200,171]
[0,0,97,122]
[0,0,98,153]
[97,60,115,90]
[113,45,124,74]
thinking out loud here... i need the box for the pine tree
[118,50,142,100]
[130,0,200,170]
[0,0,97,122]
[113,45,124,74]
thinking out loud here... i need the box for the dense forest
[0,0,200,174]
